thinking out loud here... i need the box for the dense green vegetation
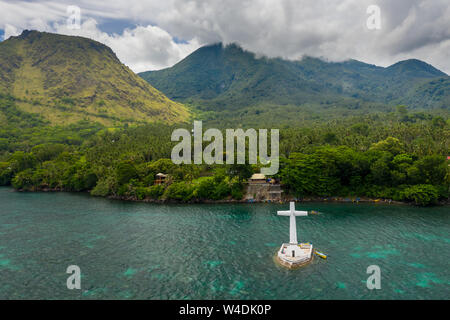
[0,34,448,206]
[1,93,448,205]
[140,43,449,127]
[0,93,104,154]
[278,144,448,206]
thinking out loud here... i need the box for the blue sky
[95,19,137,35]
[1,0,449,74]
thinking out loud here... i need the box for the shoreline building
[245,173,282,201]
[249,173,267,184]
[154,173,167,185]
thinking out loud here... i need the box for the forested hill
[0,36,448,206]
[139,43,449,115]
[0,30,189,125]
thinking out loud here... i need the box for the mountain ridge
[139,43,449,113]
[0,30,189,125]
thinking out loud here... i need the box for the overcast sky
[1,0,449,74]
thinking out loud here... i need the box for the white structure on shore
[276,202,313,268]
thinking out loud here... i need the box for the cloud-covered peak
[1,0,449,74]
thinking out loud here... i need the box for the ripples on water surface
[0,187,449,299]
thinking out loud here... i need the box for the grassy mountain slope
[139,43,449,119]
[0,30,189,125]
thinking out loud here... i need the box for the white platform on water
[276,202,313,268]
[277,243,313,267]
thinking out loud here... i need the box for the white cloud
[53,19,201,72]
[1,0,450,74]
[4,23,20,40]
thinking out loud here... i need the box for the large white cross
[277,202,308,244]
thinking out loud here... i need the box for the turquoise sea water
[0,187,448,299]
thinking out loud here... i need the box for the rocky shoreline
[106,194,409,205]
[13,188,450,206]
[8,186,449,206]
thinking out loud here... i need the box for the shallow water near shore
[0,187,449,299]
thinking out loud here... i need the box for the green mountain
[0,30,189,125]
[140,43,333,110]
[139,43,449,124]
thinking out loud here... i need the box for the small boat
[310,210,320,215]
[314,250,327,259]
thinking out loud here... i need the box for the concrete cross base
[275,243,313,269]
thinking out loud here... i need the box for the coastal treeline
[0,96,448,205]
[279,142,448,206]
